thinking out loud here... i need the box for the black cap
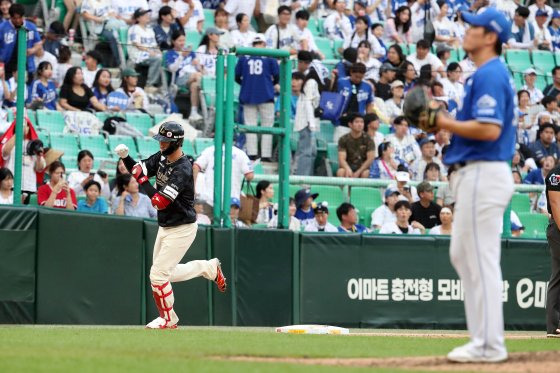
[294,188,319,208]
[133,8,151,19]
[297,50,313,63]
[153,121,185,142]
[313,202,329,214]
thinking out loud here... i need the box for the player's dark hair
[482,28,502,56]
[235,12,247,25]
[255,180,271,199]
[336,202,355,221]
[416,39,430,50]
[516,6,530,18]
[277,5,291,15]
[49,160,65,174]
[84,180,101,192]
[9,3,24,17]
[92,68,114,93]
[295,9,309,20]
[394,200,411,211]
[77,150,94,168]
[446,62,461,73]
[394,6,411,34]
[350,62,366,74]
[0,167,14,182]
[542,95,557,108]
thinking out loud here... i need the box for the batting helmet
[153,121,184,156]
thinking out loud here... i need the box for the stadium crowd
[0,0,558,236]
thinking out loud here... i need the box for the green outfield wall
[0,207,551,330]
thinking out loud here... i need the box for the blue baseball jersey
[444,57,516,165]
[235,56,279,105]
[549,26,560,51]
[0,20,41,73]
[92,87,108,106]
[28,79,58,110]
[337,77,375,116]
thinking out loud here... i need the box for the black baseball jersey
[142,152,196,227]
[545,166,560,218]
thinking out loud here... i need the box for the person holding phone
[67,150,110,198]
[37,161,76,210]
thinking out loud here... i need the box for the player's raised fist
[114,144,129,159]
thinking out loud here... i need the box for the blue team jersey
[444,57,516,165]
[28,79,58,110]
[92,87,108,106]
[337,77,375,116]
[0,20,41,73]
[549,26,560,51]
[235,56,279,105]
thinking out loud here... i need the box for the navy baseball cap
[460,7,511,44]
[553,10,560,19]
[294,188,319,208]
[536,9,549,17]
[230,197,241,208]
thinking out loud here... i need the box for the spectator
[296,50,313,75]
[521,68,544,104]
[223,0,256,30]
[264,6,298,54]
[0,167,13,204]
[304,202,338,232]
[59,67,107,112]
[109,158,130,200]
[92,69,116,108]
[337,202,368,233]
[512,170,523,184]
[524,155,556,185]
[379,200,424,234]
[194,199,211,224]
[154,5,182,50]
[0,4,42,79]
[33,42,59,83]
[336,113,375,178]
[384,5,412,44]
[387,116,421,166]
[407,39,444,77]
[43,21,65,59]
[534,9,553,51]
[1,68,26,108]
[0,0,10,22]
[435,44,452,69]
[294,188,318,227]
[512,149,531,176]
[390,164,419,202]
[37,161,76,209]
[128,9,162,88]
[549,10,560,51]
[230,197,248,228]
[81,0,121,66]
[166,30,203,122]
[108,0,149,27]
[374,62,396,101]
[424,161,443,182]
[418,64,437,87]
[67,150,110,198]
[333,47,358,81]
[433,0,459,48]
[540,96,560,124]
[63,0,82,31]
[174,0,205,33]
[82,51,102,88]
[440,62,464,107]
[410,181,441,229]
[369,141,399,179]
[529,0,553,24]
[508,6,535,50]
[544,67,560,99]
[357,40,381,82]
[384,80,404,119]
[324,0,352,41]
[401,60,417,94]
[429,206,453,235]
[235,34,279,161]
[275,71,303,119]
[267,197,301,231]
[77,180,109,214]
[365,113,384,150]
[409,0,439,43]
[517,90,533,144]
[112,174,157,218]
[214,8,233,49]
[115,68,149,111]
[371,187,399,230]
[193,144,254,217]
[336,62,375,141]
[529,123,560,165]
[27,61,60,111]
[411,138,444,181]
[196,27,222,77]
[294,9,323,59]
[369,23,387,60]
[230,13,256,48]
[56,46,72,88]
[255,180,274,224]
[294,61,329,176]
[344,15,369,49]
[434,129,450,156]
[386,44,407,79]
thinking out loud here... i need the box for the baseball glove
[403,87,443,133]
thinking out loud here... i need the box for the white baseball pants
[450,161,514,358]
[244,102,275,158]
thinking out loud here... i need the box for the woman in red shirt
[37,161,76,210]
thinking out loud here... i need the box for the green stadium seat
[79,134,110,158]
[315,37,335,60]
[350,187,383,224]
[317,18,325,36]
[183,139,196,157]
[271,183,300,203]
[36,110,65,133]
[457,48,466,61]
[28,193,38,205]
[518,212,548,239]
[37,130,50,148]
[203,9,215,30]
[202,76,217,106]
[513,72,524,91]
[195,137,214,155]
[253,162,264,174]
[408,43,416,56]
[327,143,338,175]
[448,49,460,63]
[154,113,170,124]
[312,185,345,207]
[536,74,548,91]
[307,17,321,36]
[125,112,154,136]
[119,27,129,60]
[333,39,344,58]
[510,193,531,214]
[505,50,532,73]
[316,121,335,151]
[136,136,160,158]
[378,123,391,135]
[398,43,409,55]
[186,30,203,49]
[107,135,138,159]
[532,50,556,75]
[49,133,80,158]
[27,110,37,127]
[364,206,376,228]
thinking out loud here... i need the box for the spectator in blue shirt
[524,155,556,185]
[334,47,358,81]
[294,188,318,228]
[549,10,560,51]
[27,61,60,110]
[529,122,560,166]
[77,180,109,214]
[0,4,42,78]
[92,68,116,108]
[275,71,303,119]
[153,5,181,50]
[337,202,368,233]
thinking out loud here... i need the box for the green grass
[0,326,557,372]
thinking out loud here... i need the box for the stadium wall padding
[0,207,553,329]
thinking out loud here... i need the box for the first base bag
[319,92,345,122]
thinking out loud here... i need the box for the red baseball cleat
[214,261,227,293]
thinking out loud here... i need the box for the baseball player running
[403,8,515,363]
[115,122,226,329]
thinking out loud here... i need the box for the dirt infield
[220,350,560,372]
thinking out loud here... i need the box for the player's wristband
[131,164,148,184]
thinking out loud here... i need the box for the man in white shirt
[82,51,101,88]
[323,0,352,40]
[508,6,537,50]
[521,68,544,104]
[173,0,205,33]
[386,116,422,166]
[110,0,149,26]
[193,145,255,215]
[294,9,323,59]
[379,200,424,234]
[265,5,299,54]
[534,9,553,51]
[439,62,464,108]
[371,187,399,230]
[33,43,59,83]
[224,0,257,30]
[406,39,445,77]
[304,202,339,232]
